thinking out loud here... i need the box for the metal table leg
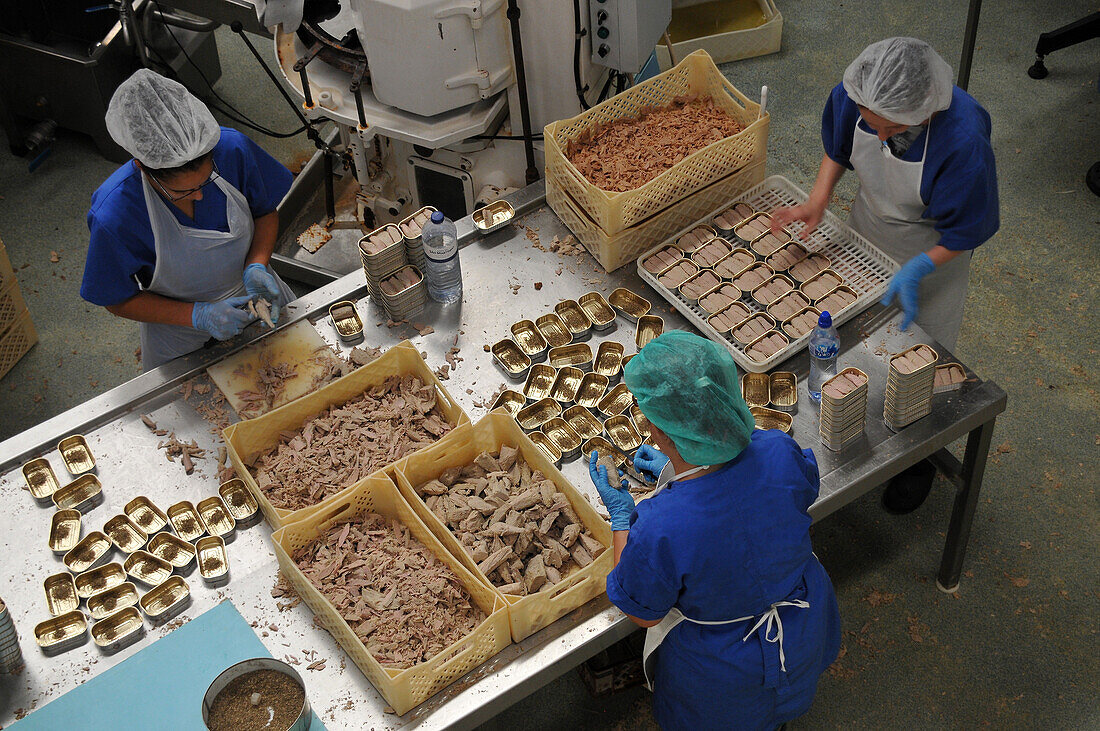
[935,417,997,593]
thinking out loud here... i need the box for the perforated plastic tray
[637,175,900,372]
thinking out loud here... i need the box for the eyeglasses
[150,161,220,202]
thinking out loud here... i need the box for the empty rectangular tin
[147,532,197,571]
[167,501,206,542]
[635,315,664,350]
[34,610,87,655]
[542,418,583,461]
[770,372,798,412]
[549,366,585,403]
[52,474,103,513]
[596,383,634,419]
[577,292,616,331]
[628,404,651,440]
[492,339,534,381]
[575,372,610,409]
[103,515,148,554]
[124,496,168,536]
[554,300,593,341]
[605,415,643,453]
[58,435,95,475]
[593,341,625,384]
[522,363,557,402]
[562,405,603,441]
[44,573,79,616]
[64,531,112,573]
[516,398,562,433]
[472,199,515,233]
[527,431,563,468]
[751,406,793,433]
[196,536,230,586]
[49,509,82,555]
[87,582,140,620]
[581,436,624,467]
[608,288,651,322]
[489,389,526,417]
[91,606,144,653]
[218,479,260,525]
[75,562,126,599]
[548,343,593,371]
[139,576,191,624]
[741,372,771,408]
[510,320,549,363]
[328,301,364,343]
[534,313,573,350]
[23,458,59,505]
[124,551,173,587]
[197,497,235,539]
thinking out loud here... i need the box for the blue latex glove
[243,263,281,325]
[633,443,670,483]
[589,451,635,531]
[880,253,935,330]
[192,295,253,340]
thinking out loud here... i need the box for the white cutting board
[207,320,340,419]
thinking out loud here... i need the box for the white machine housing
[589,0,670,71]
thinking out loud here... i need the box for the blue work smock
[606,429,842,730]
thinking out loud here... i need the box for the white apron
[847,118,971,350]
[138,171,294,371]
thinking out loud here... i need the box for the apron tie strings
[741,599,810,672]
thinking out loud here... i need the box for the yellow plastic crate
[544,49,768,237]
[393,412,613,642]
[0,238,13,288]
[271,473,511,716]
[223,340,469,529]
[0,278,28,334]
[0,310,36,381]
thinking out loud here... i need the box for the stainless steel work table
[0,182,1005,729]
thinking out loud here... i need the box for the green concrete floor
[1,0,1098,727]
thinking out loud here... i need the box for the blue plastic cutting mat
[13,601,326,730]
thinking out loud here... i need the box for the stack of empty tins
[399,206,436,271]
[359,223,426,320]
[884,345,938,430]
[819,368,868,451]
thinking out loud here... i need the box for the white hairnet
[105,69,220,169]
[842,37,954,126]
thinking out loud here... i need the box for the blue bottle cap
[818,311,833,328]
[430,210,445,224]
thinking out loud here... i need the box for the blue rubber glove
[589,451,635,531]
[633,443,670,483]
[880,253,935,330]
[192,295,253,340]
[243,263,281,325]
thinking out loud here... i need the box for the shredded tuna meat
[293,513,484,669]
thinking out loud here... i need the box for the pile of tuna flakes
[248,376,454,511]
[294,514,484,668]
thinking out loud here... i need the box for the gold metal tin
[596,383,634,418]
[741,372,771,408]
[731,262,776,294]
[491,338,534,380]
[549,366,585,404]
[527,431,563,467]
[605,415,643,453]
[732,313,777,345]
[124,551,173,587]
[49,509,82,555]
[628,404,651,440]
[750,274,796,307]
[44,573,79,616]
[219,479,261,525]
[749,230,792,258]
[691,238,734,269]
[328,301,364,342]
[575,372,610,409]
[713,248,756,280]
[608,288,651,322]
[139,576,191,623]
[91,606,144,652]
[52,474,103,513]
[196,497,235,539]
[733,212,772,243]
[488,389,526,417]
[770,372,798,412]
[548,343,593,371]
[641,245,686,274]
[578,292,616,330]
[542,418,583,461]
[788,252,832,283]
[516,398,562,433]
[656,259,699,289]
[706,302,752,336]
[593,341,625,383]
[934,363,967,394]
[889,344,940,378]
[124,496,168,535]
[765,242,809,272]
[64,531,112,573]
[148,532,197,570]
[767,290,813,322]
[196,536,231,586]
[23,458,59,504]
[581,436,624,467]
[87,582,140,620]
[554,300,593,341]
[103,515,148,554]
[712,202,756,232]
[800,269,844,301]
[472,199,515,233]
[167,501,206,542]
[675,225,717,253]
[781,306,822,340]
[562,405,603,441]
[622,354,635,368]
[523,363,557,402]
[679,269,722,304]
[75,562,126,599]
[745,330,791,363]
[534,313,573,348]
[34,610,87,654]
[58,434,95,475]
[635,315,664,350]
[750,406,793,433]
[816,285,859,316]
[699,282,744,315]
[510,320,549,362]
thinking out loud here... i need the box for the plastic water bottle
[421,211,463,304]
[808,311,840,402]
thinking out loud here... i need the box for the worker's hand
[192,295,253,340]
[633,443,670,483]
[589,451,635,531]
[770,200,826,241]
[243,263,281,325]
[880,253,935,330]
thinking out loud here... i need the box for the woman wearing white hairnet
[81,69,296,371]
[773,38,999,513]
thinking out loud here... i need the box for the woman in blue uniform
[590,331,841,731]
[81,69,296,371]
[772,37,999,512]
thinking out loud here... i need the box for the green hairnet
[624,331,755,466]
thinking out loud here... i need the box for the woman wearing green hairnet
[589,331,840,731]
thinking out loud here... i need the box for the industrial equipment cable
[572,0,591,110]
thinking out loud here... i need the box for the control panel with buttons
[588,0,671,72]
